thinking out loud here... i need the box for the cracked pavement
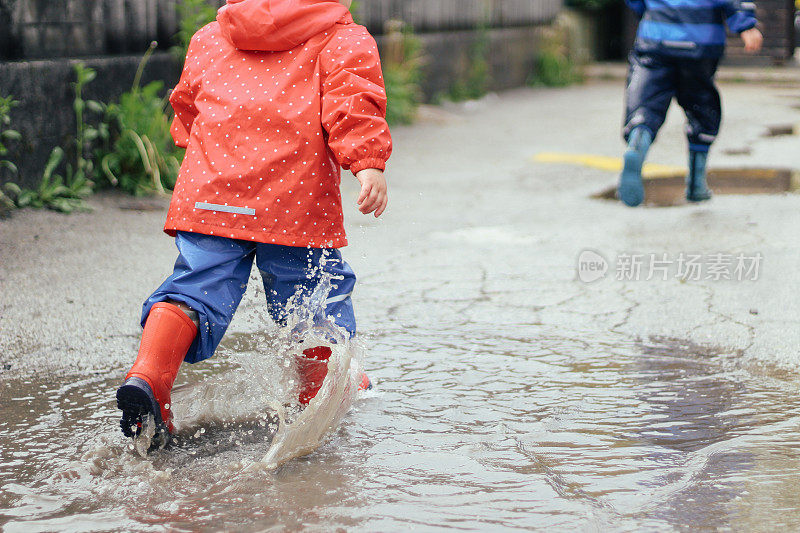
[1,80,799,376]
[2,80,800,532]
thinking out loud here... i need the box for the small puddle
[594,167,799,207]
[722,147,752,156]
[762,124,797,137]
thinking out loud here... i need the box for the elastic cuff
[738,22,757,34]
[350,158,386,175]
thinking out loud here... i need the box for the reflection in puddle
[762,124,796,137]
[594,167,799,207]
[2,332,800,531]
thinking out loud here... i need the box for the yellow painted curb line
[533,152,685,179]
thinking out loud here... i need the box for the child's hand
[355,168,388,218]
[741,28,763,53]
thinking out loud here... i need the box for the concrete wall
[0,0,562,189]
[0,53,182,189]
[415,26,549,99]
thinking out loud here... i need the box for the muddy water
[2,325,800,531]
[2,83,800,531]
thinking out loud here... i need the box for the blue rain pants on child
[141,231,357,364]
[623,51,721,153]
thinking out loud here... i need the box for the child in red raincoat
[116,0,392,447]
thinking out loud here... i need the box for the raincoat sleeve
[319,26,392,175]
[169,35,202,149]
[624,0,646,16]
[723,1,757,34]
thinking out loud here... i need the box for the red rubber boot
[116,302,197,444]
[297,346,372,405]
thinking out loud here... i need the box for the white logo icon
[577,249,609,283]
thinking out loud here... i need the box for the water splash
[132,414,156,457]
[253,255,364,469]
[166,253,364,469]
[0,254,369,530]
[257,333,364,470]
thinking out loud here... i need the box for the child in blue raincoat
[618,0,763,207]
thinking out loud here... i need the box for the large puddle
[2,329,800,531]
[3,83,800,530]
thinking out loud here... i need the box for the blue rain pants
[142,231,357,364]
[623,50,721,152]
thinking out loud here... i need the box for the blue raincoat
[625,0,757,59]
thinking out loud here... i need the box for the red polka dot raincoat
[166,0,392,248]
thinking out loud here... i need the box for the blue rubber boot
[618,127,653,207]
[686,149,712,202]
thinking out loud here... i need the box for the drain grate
[594,168,800,207]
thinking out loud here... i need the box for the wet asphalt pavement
[1,81,800,531]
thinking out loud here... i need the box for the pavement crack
[608,284,644,339]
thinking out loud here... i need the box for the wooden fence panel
[0,0,564,60]
[5,0,107,58]
[359,0,562,32]
[104,0,127,53]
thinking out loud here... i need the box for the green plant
[531,50,580,87]
[0,95,20,213]
[4,148,92,213]
[69,63,105,185]
[3,64,99,213]
[528,26,582,88]
[174,0,219,58]
[0,188,13,213]
[350,0,362,23]
[0,95,21,176]
[382,21,424,125]
[449,23,490,102]
[98,43,182,196]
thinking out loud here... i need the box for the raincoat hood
[217,0,350,51]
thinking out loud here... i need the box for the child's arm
[723,1,762,52]
[169,36,202,149]
[624,0,646,16]
[319,26,393,217]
